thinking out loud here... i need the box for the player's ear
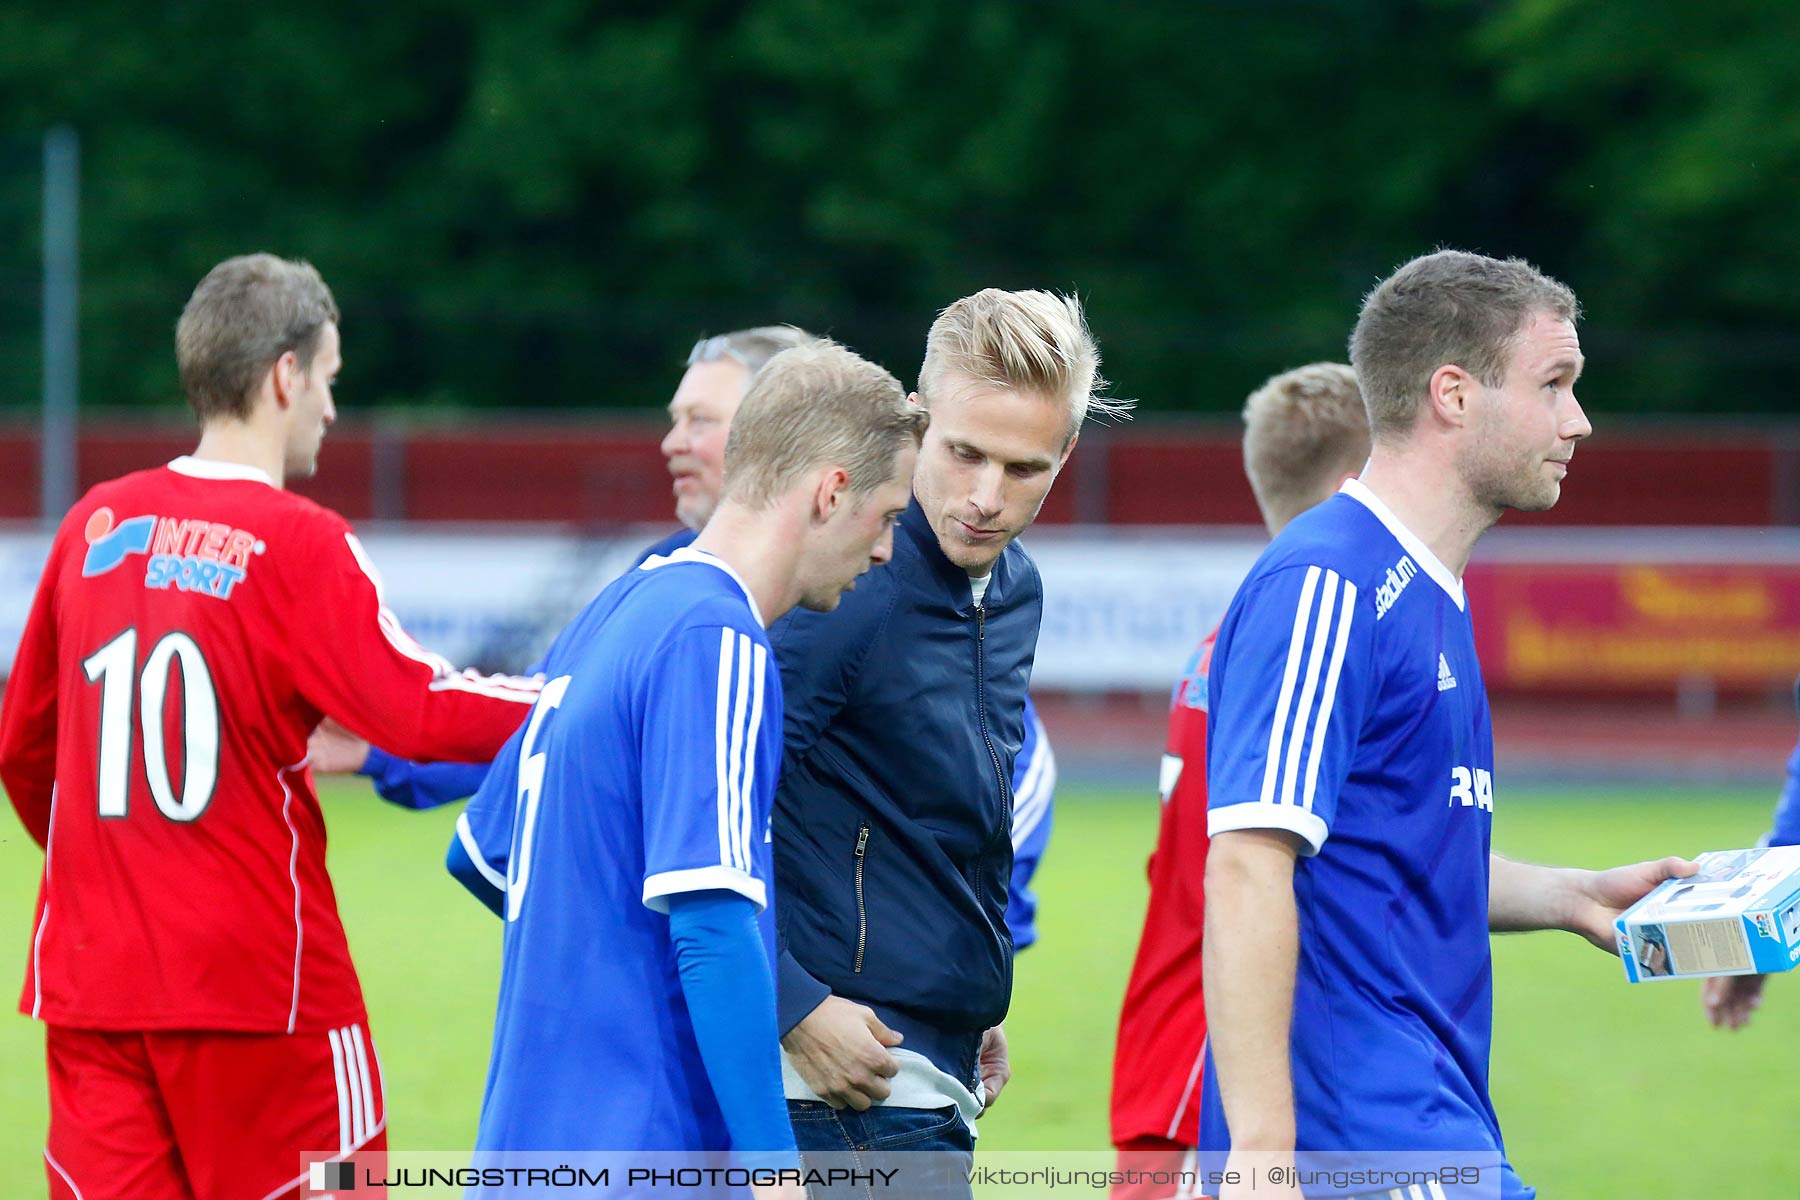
[270,350,302,412]
[1058,429,1079,469]
[812,466,851,523]
[1427,363,1474,428]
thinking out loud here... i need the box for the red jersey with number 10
[0,457,539,1034]
[1110,628,1216,1148]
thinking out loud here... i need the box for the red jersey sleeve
[1154,666,1212,915]
[280,515,538,763]
[1110,630,1217,1148]
[0,523,72,847]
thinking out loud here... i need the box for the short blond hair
[1242,363,1370,528]
[917,288,1130,438]
[723,340,928,507]
[176,254,339,422]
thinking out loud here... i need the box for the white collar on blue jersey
[1338,477,1466,611]
[637,545,766,628]
[167,455,276,487]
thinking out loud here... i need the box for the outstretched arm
[290,526,537,763]
[307,717,496,810]
[1489,852,1695,951]
[363,748,491,810]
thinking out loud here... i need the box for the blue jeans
[788,1101,973,1200]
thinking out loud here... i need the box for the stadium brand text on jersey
[1373,553,1418,620]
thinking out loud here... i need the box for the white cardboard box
[1615,847,1800,983]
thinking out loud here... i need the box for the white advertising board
[7,522,1794,691]
[1021,530,1264,690]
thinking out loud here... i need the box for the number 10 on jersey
[82,628,220,822]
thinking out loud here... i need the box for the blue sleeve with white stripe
[1006,695,1056,950]
[640,623,777,914]
[1206,563,1374,855]
[445,721,527,916]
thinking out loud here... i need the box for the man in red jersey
[1108,363,1369,1200]
[0,254,540,1200]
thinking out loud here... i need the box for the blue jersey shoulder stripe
[713,628,769,877]
[1258,566,1358,815]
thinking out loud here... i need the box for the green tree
[0,0,1794,418]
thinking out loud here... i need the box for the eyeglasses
[687,335,748,368]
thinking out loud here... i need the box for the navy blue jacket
[770,499,1040,1087]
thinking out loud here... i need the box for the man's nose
[1562,393,1593,443]
[970,466,1005,517]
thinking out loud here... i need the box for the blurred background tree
[0,0,1795,417]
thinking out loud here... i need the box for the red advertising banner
[1466,562,1800,693]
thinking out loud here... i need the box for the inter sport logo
[79,505,264,599]
[80,507,156,577]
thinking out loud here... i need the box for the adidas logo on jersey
[1374,554,1418,620]
[1437,653,1458,692]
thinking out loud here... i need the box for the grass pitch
[1,780,1796,1195]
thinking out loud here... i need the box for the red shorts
[1113,1136,1209,1200]
[44,1022,387,1200]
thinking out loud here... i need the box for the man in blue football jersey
[459,341,925,1193]
[1701,682,1800,1030]
[304,326,812,788]
[1199,251,1696,1200]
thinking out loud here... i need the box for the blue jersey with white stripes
[1006,696,1056,950]
[1198,480,1528,1199]
[415,520,1057,954]
[470,547,782,1151]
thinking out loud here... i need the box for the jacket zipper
[974,603,1012,848]
[853,823,870,973]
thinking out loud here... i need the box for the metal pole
[371,415,408,521]
[41,125,79,526]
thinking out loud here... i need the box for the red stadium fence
[7,416,1800,720]
[7,414,1800,527]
